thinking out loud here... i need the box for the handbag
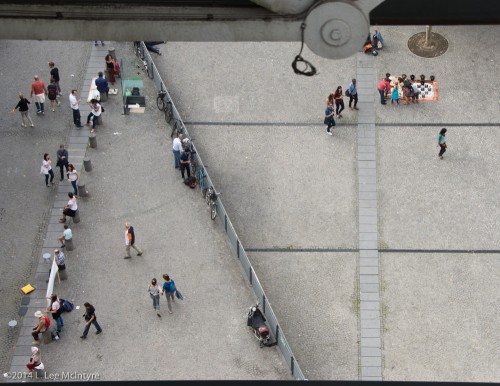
[324,117,330,125]
[40,165,48,175]
[345,89,351,97]
[175,290,184,300]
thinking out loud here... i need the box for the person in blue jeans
[325,101,335,136]
[148,278,162,318]
[162,274,176,314]
[48,294,63,337]
[347,79,358,110]
[81,302,103,339]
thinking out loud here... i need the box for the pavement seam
[355,52,383,381]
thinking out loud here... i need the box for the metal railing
[136,42,305,380]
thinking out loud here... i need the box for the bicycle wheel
[165,102,173,124]
[190,162,197,179]
[157,96,165,111]
[206,189,212,206]
[210,201,217,220]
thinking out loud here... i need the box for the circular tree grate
[408,32,448,58]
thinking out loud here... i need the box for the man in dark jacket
[80,302,103,339]
[95,72,109,98]
[56,144,69,181]
[124,222,143,259]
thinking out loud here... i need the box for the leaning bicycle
[199,168,207,198]
[157,90,173,124]
[205,186,220,221]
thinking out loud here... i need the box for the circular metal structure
[43,252,51,263]
[304,1,369,59]
[8,320,17,328]
[408,32,449,58]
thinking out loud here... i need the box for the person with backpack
[32,310,50,343]
[47,79,59,112]
[162,274,177,314]
[80,302,103,339]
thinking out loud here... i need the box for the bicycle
[133,41,150,78]
[205,186,221,220]
[157,90,173,124]
[171,119,183,139]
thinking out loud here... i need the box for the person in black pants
[56,144,69,181]
[80,302,102,339]
[180,147,191,179]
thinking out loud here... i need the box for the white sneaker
[326,131,333,136]
[21,124,26,127]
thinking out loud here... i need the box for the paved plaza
[2,25,500,381]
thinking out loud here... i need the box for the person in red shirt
[30,75,47,114]
[377,73,391,105]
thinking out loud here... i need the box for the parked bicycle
[171,119,183,139]
[205,186,221,220]
[199,168,207,198]
[133,41,150,77]
[157,90,173,124]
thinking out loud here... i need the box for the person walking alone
[12,93,34,127]
[162,274,177,314]
[124,222,143,259]
[148,278,162,317]
[41,153,55,187]
[324,96,335,136]
[347,79,358,110]
[80,302,103,339]
[47,79,60,112]
[48,61,62,96]
[30,75,47,114]
[69,89,83,128]
[66,164,80,196]
[438,128,447,160]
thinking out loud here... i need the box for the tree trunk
[424,25,432,47]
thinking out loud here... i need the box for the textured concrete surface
[381,253,500,382]
[378,126,500,250]
[249,251,358,380]
[4,41,290,380]
[0,39,90,376]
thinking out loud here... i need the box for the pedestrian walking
[172,133,183,168]
[324,97,335,136]
[58,225,72,249]
[86,98,103,133]
[180,147,191,179]
[12,92,34,127]
[95,72,109,98]
[105,54,116,84]
[162,274,177,314]
[26,347,41,372]
[334,86,345,117]
[67,163,80,196]
[47,80,59,112]
[56,144,69,181]
[48,61,62,96]
[41,153,55,187]
[148,278,162,317]
[124,222,143,259]
[438,128,447,160]
[80,302,103,339]
[391,82,399,105]
[31,310,50,343]
[30,75,47,114]
[47,294,63,337]
[377,74,391,105]
[346,78,358,110]
[69,89,83,128]
[60,192,77,223]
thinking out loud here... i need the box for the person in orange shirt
[30,75,47,114]
[124,222,143,259]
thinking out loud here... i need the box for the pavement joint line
[184,121,500,127]
[355,52,383,381]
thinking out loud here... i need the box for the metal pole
[424,25,432,47]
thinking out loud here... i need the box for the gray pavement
[155,25,500,381]
[5,40,289,380]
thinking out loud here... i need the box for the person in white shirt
[66,163,80,196]
[86,98,104,132]
[69,89,83,128]
[60,192,78,223]
[58,225,72,249]
[172,133,183,169]
[41,153,55,187]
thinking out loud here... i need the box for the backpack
[41,315,51,328]
[61,299,74,312]
[345,89,351,97]
[184,176,197,189]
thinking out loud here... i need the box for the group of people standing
[377,73,421,106]
[324,79,359,135]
